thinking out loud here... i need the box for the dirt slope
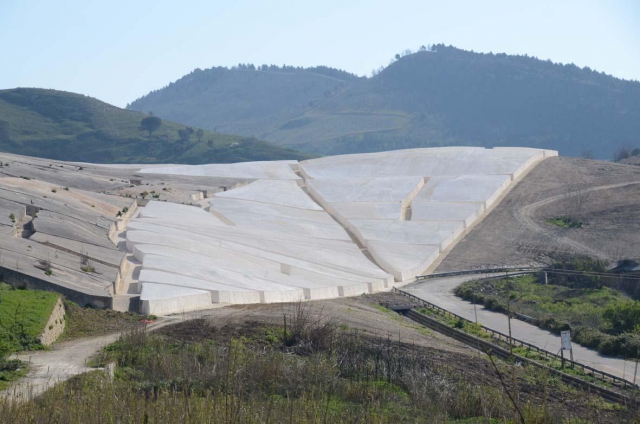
[437,157,640,271]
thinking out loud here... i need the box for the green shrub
[538,317,571,333]
[603,300,640,333]
[545,216,583,228]
[572,326,604,349]
[484,298,507,313]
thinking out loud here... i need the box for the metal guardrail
[403,309,632,405]
[414,267,545,281]
[393,287,639,390]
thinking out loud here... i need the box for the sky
[1,0,639,108]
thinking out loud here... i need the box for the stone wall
[37,297,65,346]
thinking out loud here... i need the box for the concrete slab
[414,175,511,208]
[350,220,464,250]
[213,179,322,210]
[367,241,440,281]
[139,283,212,315]
[328,202,402,221]
[139,160,300,180]
[306,177,424,206]
[411,201,485,228]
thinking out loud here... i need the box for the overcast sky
[1,0,639,108]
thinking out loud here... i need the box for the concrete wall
[37,297,65,346]
[108,199,139,243]
[0,267,112,309]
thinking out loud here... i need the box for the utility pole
[506,272,518,422]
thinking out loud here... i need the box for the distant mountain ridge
[128,45,640,159]
[0,88,310,164]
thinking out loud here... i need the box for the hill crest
[128,45,640,159]
[0,88,310,164]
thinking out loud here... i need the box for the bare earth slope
[437,157,640,271]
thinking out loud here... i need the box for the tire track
[515,181,640,259]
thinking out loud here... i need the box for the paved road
[403,274,640,382]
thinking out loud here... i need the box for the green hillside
[0,88,310,164]
[128,46,640,159]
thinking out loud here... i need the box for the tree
[140,116,162,138]
[614,146,631,162]
[178,127,195,144]
[196,128,204,142]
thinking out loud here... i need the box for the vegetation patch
[3,305,622,423]
[414,306,610,387]
[455,268,640,358]
[0,283,59,353]
[60,300,147,340]
[0,284,59,389]
[0,88,312,164]
[545,216,583,228]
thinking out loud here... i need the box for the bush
[538,317,571,333]
[598,333,640,358]
[603,301,640,333]
[550,258,607,289]
[572,326,604,349]
[484,298,507,313]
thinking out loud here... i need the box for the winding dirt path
[2,314,190,401]
[514,181,640,260]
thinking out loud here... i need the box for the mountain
[128,45,640,159]
[0,88,310,164]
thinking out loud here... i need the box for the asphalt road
[403,274,640,382]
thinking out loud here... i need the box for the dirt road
[2,296,469,401]
[3,313,192,400]
[438,157,640,271]
[515,181,640,260]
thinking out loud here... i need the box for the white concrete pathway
[404,274,640,382]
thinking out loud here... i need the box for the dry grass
[0,301,634,423]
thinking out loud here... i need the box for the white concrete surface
[350,220,464,249]
[367,241,440,281]
[299,147,554,281]
[329,202,403,221]
[298,147,548,179]
[306,177,424,205]
[411,202,484,227]
[125,147,556,314]
[214,179,322,210]
[139,160,300,180]
[140,283,212,316]
[414,175,511,208]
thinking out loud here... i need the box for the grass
[0,283,59,353]
[60,299,147,340]
[455,274,640,358]
[0,88,312,164]
[0,283,59,389]
[545,216,583,228]
[414,305,612,388]
[0,307,626,423]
